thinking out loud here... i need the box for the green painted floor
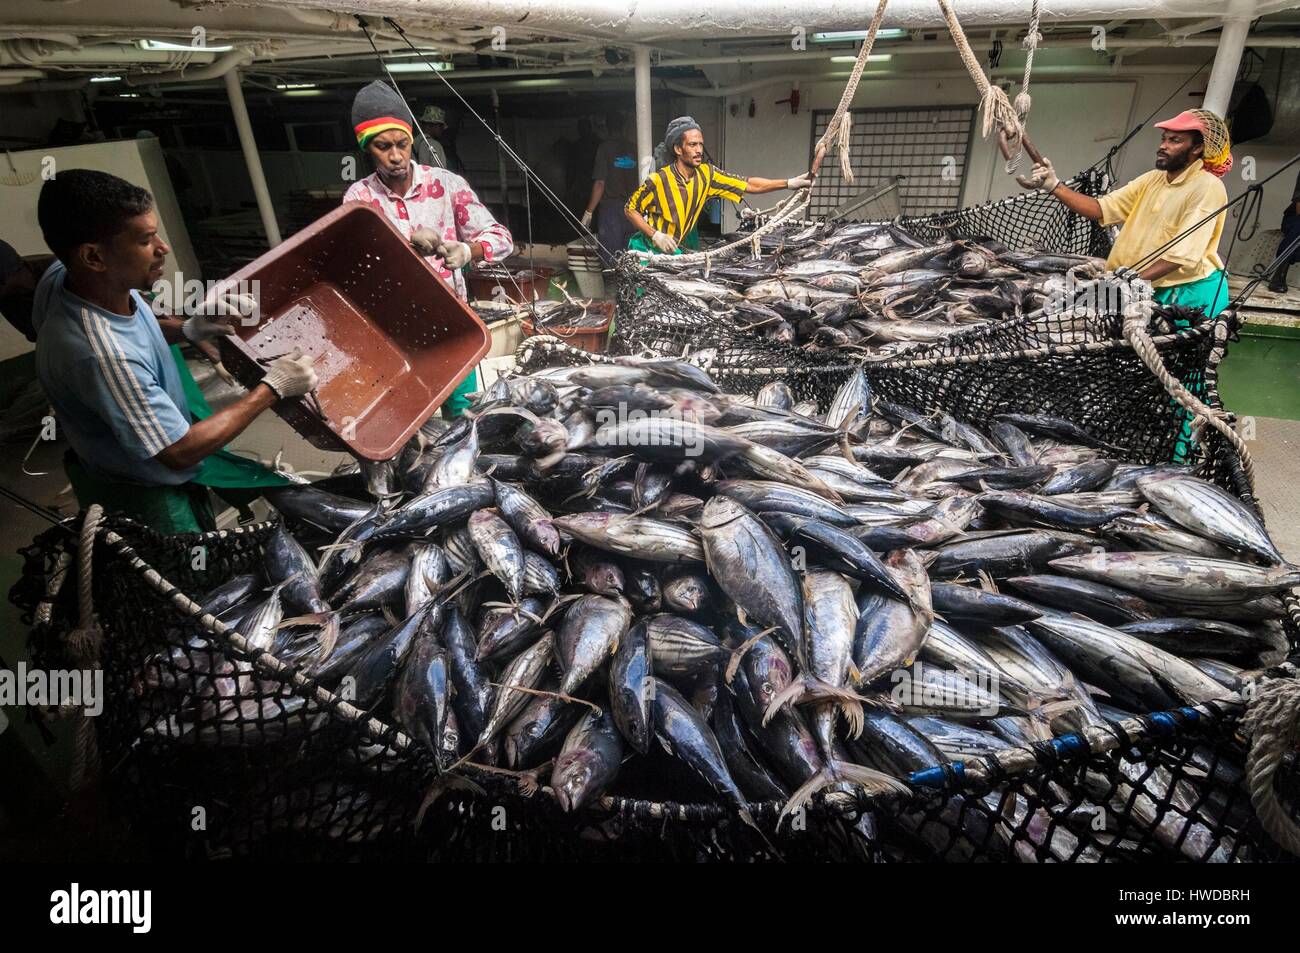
[1218,332,1300,422]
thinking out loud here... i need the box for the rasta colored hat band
[1155,108,1233,179]
[350,80,415,149]
[355,116,412,148]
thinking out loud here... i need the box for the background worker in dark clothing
[565,118,599,218]
[0,239,42,343]
[581,113,638,265]
[1268,169,1300,294]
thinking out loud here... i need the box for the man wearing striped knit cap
[344,80,513,417]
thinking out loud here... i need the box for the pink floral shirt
[343,164,513,300]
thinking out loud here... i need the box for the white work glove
[580,209,594,229]
[410,227,440,256]
[786,172,813,190]
[262,348,318,399]
[1024,158,1060,194]
[179,289,254,344]
[651,230,678,254]
[181,313,236,345]
[435,238,474,270]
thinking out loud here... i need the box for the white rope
[1008,0,1042,171]
[659,0,890,268]
[937,0,1025,152]
[1016,0,1043,120]
[1241,672,1300,857]
[1120,291,1257,493]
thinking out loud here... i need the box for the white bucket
[567,240,606,298]
[486,314,523,357]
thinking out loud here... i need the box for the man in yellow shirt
[625,116,812,255]
[1021,109,1233,319]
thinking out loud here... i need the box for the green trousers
[1152,270,1230,463]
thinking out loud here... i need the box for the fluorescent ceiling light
[814,29,907,42]
[276,83,318,89]
[139,39,234,52]
[388,50,443,59]
[118,93,140,98]
[831,54,892,62]
[385,61,454,73]
[283,89,325,97]
[90,75,121,83]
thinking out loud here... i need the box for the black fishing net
[611,258,859,408]
[898,163,1115,258]
[11,459,1298,861]
[17,519,432,860]
[613,166,1115,371]
[610,162,1228,476]
[861,304,1222,467]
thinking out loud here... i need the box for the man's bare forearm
[586,180,606,213]
[156,316,187,344]
[1049,184,1103,222]
[745,176,788,195]
[1137,259,1181,283]
[625,206,655,239]
[155,384,277,471]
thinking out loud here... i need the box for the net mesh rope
[10,509,1297,861]
[10,323,1296,860]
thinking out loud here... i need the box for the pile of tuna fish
[637,219,1111,354]
[137,357,1298,858]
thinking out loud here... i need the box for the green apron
[1152,269,1230,463]
[442,367,480,419]
[626,229,701,256]
[66,346,289,534]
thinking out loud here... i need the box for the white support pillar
[1202,13,1253,117]
[634,46,654,179]
[223,67,282,248]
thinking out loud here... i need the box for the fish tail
[1031,698,1084,725]
[275,610,334,629]
[826,760,911,798]
[443,740,486,776]
[778,769,837,830]
[762,679,807,725]
[414,773,487,833]
[315,613,340,662]
[723,626,779,685]
[800,679,866,738]
[488,681,602,715]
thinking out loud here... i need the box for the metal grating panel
[808,106,975,218]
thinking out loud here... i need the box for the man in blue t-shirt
[33,169,318,533]
[580,113,639,266]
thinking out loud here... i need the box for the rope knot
[980,85,1023,144]
[1243,675,1300,857]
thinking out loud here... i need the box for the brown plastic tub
[214,202,489,461]
[522,300,613,354]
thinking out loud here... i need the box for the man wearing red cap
[1021,108,1232,319]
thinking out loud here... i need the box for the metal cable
[377,16,616,263]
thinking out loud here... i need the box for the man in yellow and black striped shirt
[625,116,811,255]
